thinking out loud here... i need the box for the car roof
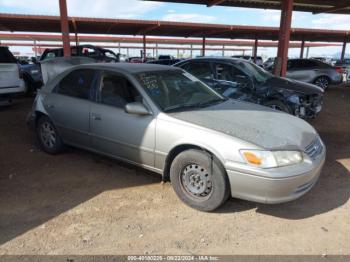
[74,62,182,74]
[177,56,244,63]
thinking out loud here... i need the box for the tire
[23,77,35,97]
[170,149,230,212]
[36,115,64,154]
[313,76,330,90]
[264,100,291,114]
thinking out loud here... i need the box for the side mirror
[125,102,150,115]
[31,57,38,64]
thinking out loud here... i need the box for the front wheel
[313,76,330,90]
[170,149,230,212]
[36,115,64,154]
[264,100,291,114]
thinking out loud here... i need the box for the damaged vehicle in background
[27,63,325,211]
[174,57,324,119]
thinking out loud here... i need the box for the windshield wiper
[196,98,227,107]
[164,98,226,113]
[164,103,203,112]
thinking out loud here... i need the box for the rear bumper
[331,74,343,85]
[225,151,326,204]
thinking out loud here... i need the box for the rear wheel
[170,149,230,212]
[313,76,330,90]
[36,115,64,154]
[264,100,291,114]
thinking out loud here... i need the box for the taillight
[335,66,344,74]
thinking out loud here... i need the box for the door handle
[91,113,101,121]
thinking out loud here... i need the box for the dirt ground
[1,85,350,255]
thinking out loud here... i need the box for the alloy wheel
[40,121,57,149]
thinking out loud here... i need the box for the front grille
[304,137,323,159]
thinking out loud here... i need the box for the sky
[0,0,349,58]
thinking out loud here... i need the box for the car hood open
[265,76,324,95]
[168,100,317,150]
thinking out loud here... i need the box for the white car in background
[0,46,25,105]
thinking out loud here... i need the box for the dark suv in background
[174,57,324,119]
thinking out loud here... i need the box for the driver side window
[98,72,141,108]
[214,62,251,89]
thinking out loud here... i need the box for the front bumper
[225,149,326,204]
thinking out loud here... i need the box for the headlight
[287,94,300,104]
[240,150,303,168]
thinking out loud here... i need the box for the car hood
[264,76,324,95]
[168,100,317,150]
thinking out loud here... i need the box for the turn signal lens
[240,150,303,169]
[243,152,262,165]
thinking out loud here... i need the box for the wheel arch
[313,74,330,83]
[162,143,226,182]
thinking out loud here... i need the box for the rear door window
[55,69,96,100]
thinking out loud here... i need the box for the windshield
[136,70,226,112]
[237,61,273,83]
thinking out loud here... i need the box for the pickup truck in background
[0,46,25,105]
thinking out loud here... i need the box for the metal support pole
[202,37,206,56]
[177,49,179,58]
[190,44,193,58]
[59,0,71,57]
[274,0,294,76]
[118,42,121,54]
[306,46,310,58]
[143,35,146,62]
[253,37,258,63]
[300,40,305,59]
[34,40,37,58]
[155,43,158,58]
[341,41,347,61]
[222,45,225,56]
[75,32,78,46]
[127,48,129,57]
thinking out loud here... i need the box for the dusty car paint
[28,63,325,208]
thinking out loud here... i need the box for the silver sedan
[27,63,326,211]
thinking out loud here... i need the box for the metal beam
[274,0,293,77]
[313,4,350,15]
[58,0,71,57]
[137,22,160,35]
[207,0,226,7]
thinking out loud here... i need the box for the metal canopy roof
[144,0,350,14]
[0,33,341,48]
[0,13,349,42]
